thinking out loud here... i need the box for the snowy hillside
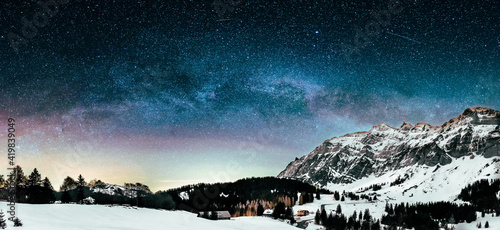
[327,155,500,203]
[278,107,500,187]
[90,184,150,198]
[2,202,297,230]
[292,193,500,230]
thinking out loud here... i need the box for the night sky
[0,0,498,191]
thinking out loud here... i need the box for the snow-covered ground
[294,155,500,229]
[455,212,499,230]
[0,202,297,230]
[294,195,500,230]
[327,155,500,204]
[293,194,386,230]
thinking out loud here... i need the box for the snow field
[0,202,298,230]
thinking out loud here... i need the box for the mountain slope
[278,107,500,189]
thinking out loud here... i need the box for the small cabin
[198,211,231,220]
[263,209,274,217]
[297,210,310,216]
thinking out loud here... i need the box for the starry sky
[0,0,498,191]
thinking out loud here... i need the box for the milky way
[0,0,498,191]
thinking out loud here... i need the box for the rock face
[278,107,500,186]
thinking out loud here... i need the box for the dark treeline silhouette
[0,167,316,215]
[272,202,295,223]
[357,183,385,193]
[382,201,476,229]
[56,186,176,209]
[164,177,327,216]
[343,191,376,202]
[0,166,55,204]
[315,207,381,230]
[458,179,500,214]
[389,174,409,186]
[0,166,175,210]
[57,175,176,210]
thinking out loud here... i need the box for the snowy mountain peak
[278,107,500,187]
[466,106,498,114]
[369,122,394,132]
[443,107,500,127]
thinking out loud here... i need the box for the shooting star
[385,31,422,44]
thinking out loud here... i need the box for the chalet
[297,210,309,216]
[197,211,231,220]
[263,209,274,217]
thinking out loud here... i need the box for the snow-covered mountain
[91,184,151,198]
[278,107,500,191]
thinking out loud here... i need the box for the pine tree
[14,165,27,187]
[477,222,482,228]
[485,221,489,228]
[336,204,342,214]
[42,177,53,190]
[76,175,86,203]
[12,217,22,226]
[60,176,76,191]
[320,208,327,225]
[77,174,86,187]
[257,204,264,216]
[28,168,42,187]
[327,213,334,228]
[7,165,27,188]
[273,202,286,219]
[0,210,6,229]
[315,210,321,225]
[363,208,371,222]
[334,191,340,201]
[341,195,345,201]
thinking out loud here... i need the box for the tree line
[314,205,381,230]
[164,177,325,216]
[0,166,175,210]
[381,201,477,229]
[458,179,500,214]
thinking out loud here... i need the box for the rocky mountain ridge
[278,107,500,186]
